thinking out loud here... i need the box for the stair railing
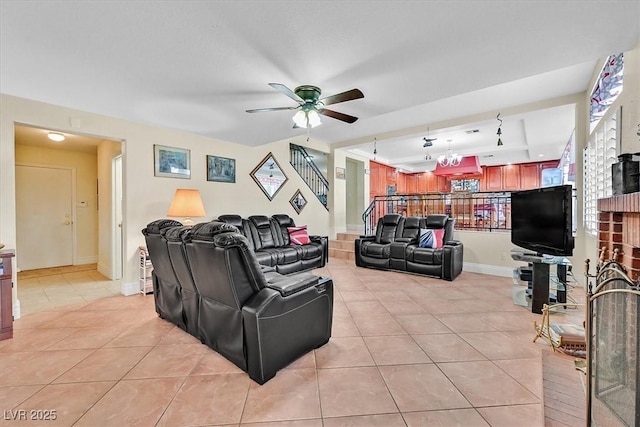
[289,143,329,210]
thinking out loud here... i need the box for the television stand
[511,249,570,314]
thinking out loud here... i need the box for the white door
[16,165,74,270]
[112,155,123,280]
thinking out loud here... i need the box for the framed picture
[336,167,346,180]
[289,189,308,214]
[207,155,236,183]
[154,145,191,179]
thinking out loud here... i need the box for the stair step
[336,232,361,242]
[329,240,355,250]
[329,248,355,261]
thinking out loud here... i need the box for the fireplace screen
[588,262,640,426]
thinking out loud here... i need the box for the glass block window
[590,54,623,133]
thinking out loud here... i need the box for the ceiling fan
[422,137,437,147]
[246,83,364,128]
[422,127,437,147]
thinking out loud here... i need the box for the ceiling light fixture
[496,113,503,146]
[437,139,462,167]
[47,132,65,142]
[293,107,321,128]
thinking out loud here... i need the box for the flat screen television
[511,184,574,257]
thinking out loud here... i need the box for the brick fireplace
[597,191,640,281]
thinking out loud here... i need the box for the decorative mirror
[289,189,307,214]
[250,153,288,200]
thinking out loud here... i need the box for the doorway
[112,155,123,280]
[345,158,365,232]
[15,164,75,270]
[13,124,123,314]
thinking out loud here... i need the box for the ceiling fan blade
[318,108,358,124]
[268,83,304,103]
[246,106,298,113]
[320,88,364,106]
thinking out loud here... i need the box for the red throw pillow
[288,226,310,245]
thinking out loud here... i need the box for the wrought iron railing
[362,191,512,235]
[290,143,329,210]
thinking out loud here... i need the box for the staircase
[289,143,329,210]
[328,232,359,261]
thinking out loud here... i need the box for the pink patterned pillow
[288,226,311,245]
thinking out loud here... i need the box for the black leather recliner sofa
[355,214,463,281]
[142,220,334,384]
[217,214,328,274]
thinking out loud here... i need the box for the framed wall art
[250,153,288,200]
[207,155,236,183]
[335,167,346,180]
[154,145,191,179]
[289,189,308,214]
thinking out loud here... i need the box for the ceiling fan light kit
[247,83,363,129]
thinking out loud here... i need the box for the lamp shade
[167,189,206,222]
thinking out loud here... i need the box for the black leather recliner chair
[141,219,186,329]
[183,221,333,384]
[355,213,403,269]
[217,214,328,274]
[163,225,200,338]
[355,214,464,281]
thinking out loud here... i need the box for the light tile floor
[15,264,122,316]
[1,258,587,426]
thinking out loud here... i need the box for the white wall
[0,95,331,311]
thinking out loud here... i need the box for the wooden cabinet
[520,163,540,189]
[519,161,560,189]
[502,165,521,190]
[371,160,559,197]
[416,173,427,193]
[437,176,449,193]
[404,174,417,194]
[0,250,15,341]
[485,166,503,191]
[369,161,386,197]
[396,173,407,194]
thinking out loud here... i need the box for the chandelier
[437,139,462,167]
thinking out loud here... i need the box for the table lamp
[167,188,206,226]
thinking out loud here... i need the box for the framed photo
[335,167,346,180]
[207,155,236,183]
[154,145,191,179]
[289,189,308,214]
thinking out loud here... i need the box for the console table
[0,250,15,340]
[511,249,571,314]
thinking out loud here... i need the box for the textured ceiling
[1,1,638,170]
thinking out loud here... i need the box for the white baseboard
[13,298,21,320]
[121,281,139,296]
[97,262,112,279]
[463,262,513,278]
[76,256,98,265]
